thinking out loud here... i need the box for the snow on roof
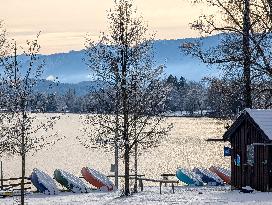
[245,108,272,140]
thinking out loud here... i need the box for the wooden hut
[223,109,272,191]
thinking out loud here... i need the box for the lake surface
[1,114,230,183]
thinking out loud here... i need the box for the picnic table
[136,178,179,194]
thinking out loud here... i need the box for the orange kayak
[209,166,231,185]
[81,167,115,191]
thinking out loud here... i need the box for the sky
[0,0,213,54]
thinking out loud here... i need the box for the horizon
[35,34,220,56]
[1,0,214,54]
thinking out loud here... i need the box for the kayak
[176,168,203,186]
[30,168,59,195]
[81,167,115,191]
[54,169,91,193]
[209,166,231,184]
[193,167,224,186]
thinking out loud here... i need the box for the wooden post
[159,182,162,194]
[163,175,168,187]
[0,161,3,190]
[171,183,174,194]
[139,179,143,191]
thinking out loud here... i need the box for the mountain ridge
[22,34,224,83]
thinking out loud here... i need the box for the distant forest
[14,74,269,118]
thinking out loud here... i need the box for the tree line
[23,72,270,119]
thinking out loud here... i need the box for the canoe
[54,169,90,193]
[81,167,115,191]
[176,168,203,186]
[209,166,231,184]
[193,167,224,186]
[30,168,59,195]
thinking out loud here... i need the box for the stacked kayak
[193,167,224,186]
[209,166,231,184]
[81,167,115,191]
[30,168,59,195]
[176,168,203,186]
[54,169,90,193]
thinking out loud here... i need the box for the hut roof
[223,109,272,141]
[245,109,272,139]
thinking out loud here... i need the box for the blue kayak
[30,168,59,195]
[176,168,203,186]
[193,168,224,186]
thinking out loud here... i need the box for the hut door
[246,145,254,187]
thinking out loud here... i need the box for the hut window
[247,145,254,166]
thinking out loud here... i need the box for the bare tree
[203,76,244,117]
[82,0,172,196]
[182,0,272,110]
[127,68,172,193]
[0,21,9,154]
[0,35,60,205]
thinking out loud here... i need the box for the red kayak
[209,166,231,185]
[81,167,115,191]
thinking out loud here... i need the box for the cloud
[46,75,55,81]
[2,0,213,54]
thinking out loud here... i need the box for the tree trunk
[122,76,130,196]
[21,152,25,205]
[114,134,119,189]
[124,138,130,195]
[243,0,252,108]
[114,88,119,189]
[121,48,130,196]
[267,0,272,20]
[133,142,138,193]
[21,111,27,204]
[0,161,3,190]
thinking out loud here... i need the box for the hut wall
[230,118,268,191]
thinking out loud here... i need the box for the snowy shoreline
[2,186,272,205]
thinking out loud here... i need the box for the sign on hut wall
[234,154,241,166]
[224,146,232,156]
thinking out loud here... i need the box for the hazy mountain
[24,34,225,83]
[33,80,102,96]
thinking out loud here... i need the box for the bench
[161,173,176,186]
[161,173,176,179]
[136,178,179,194]
[107,174,145,178]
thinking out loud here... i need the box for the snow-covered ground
[2,186,272,205]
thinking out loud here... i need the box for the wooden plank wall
[231,118,270,191]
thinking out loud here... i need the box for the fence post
[0,161,3,190]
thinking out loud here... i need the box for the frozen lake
[1,114,230,185]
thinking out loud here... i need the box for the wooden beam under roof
[206,138,225,142]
